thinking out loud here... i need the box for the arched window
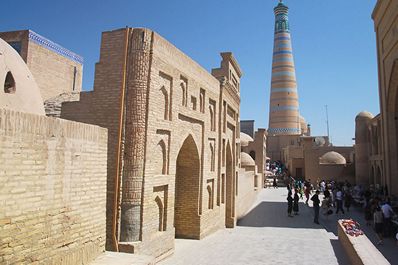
[155,196,166,231]
[158,140,167,175]
[207,185,213,209]
[4,71,16,94]
[160,86,169,120]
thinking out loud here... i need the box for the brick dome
[319,151,346,165]
[241,152,255,166]
[0,38,44,115]
[356,111,374,121]
[240,132,254,147]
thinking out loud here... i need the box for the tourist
[344,191,352,212]
[287,191,294,217]
[364,201,372,226]
[293,189,299,215]
[324,187,330,199]
[335,188,345,214]
[381,198,394,237]
[311,190,320,224]
[373,206,384,245]
[304,185,311,204]
[273,177,278,189]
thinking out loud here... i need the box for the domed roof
[0,38,44,115]
[241,152,255,166]
[356,111,374,121]
[319,151,346,165]
[240,132,254,147]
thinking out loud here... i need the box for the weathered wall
[0,30,83,101]
[0,38,44,115]
[61,27,258,260]
[27,41,83,101]
[372,0,398,196]
[0,108,108,265]
[267,134,301,162]
[303,146,355,184]
[236,170,260,219]
[62,28,126,250]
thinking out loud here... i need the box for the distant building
[240,120,255,138]
[264,1,355,184]
[0,30,83,101]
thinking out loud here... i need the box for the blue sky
[2,0,378,146]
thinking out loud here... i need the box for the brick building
[0,38,108,265]
[371,0,398,197]
[61,28,260,259]
[0,30,83,101]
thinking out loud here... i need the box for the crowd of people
[281,177,398,245]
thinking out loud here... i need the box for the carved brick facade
[61,28,260,259]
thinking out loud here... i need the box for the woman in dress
[293,189,299,215]
[287,191,293,217]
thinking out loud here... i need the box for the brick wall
[27,41,83,101]
[61,27,260,260]
[236,170,260,219]
[0,108,108,265]
[0,30,83,101]
[62,28,126,250]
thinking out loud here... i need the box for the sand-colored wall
[0,109,108,264]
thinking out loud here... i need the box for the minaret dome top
[274,0,288,15]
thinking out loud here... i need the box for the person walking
[335,188,345,214]
[273,177,278,189]
[344,191,352,212]
[305,186,311,204]
[364,201,373,226]
[374,206,384,245]
[381,198,394,237]
[293,189,299,215]
[311,190,321,224]
[287,191,294,217]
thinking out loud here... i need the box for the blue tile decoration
[28,30,83,64]
[271,71,295,77]
[268,128,301,134]
[273,50,292,55]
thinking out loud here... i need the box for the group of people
[285,178,398,245]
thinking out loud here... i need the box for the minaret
[268,0,301,135]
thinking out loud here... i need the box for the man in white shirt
[381,199,394,237]
[335,188,345,214]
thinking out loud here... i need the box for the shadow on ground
[238,202,318,228]
[238,201,350,264]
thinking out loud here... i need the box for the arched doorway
[174,135,201,239]
[225,142,235,228]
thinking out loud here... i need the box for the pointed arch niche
[159,72,173,121]
[174,135,201,239]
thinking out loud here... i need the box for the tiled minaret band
[268,0,301,135]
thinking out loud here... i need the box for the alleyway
[159,188,350,265]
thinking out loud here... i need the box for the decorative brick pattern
[60,27,261,260]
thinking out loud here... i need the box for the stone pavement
[318,196,397,264]
[90,251,155,265]
[158,188,350,265]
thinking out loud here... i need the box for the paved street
[159,188,350,265]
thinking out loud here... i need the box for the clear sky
[2,0,379,146]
